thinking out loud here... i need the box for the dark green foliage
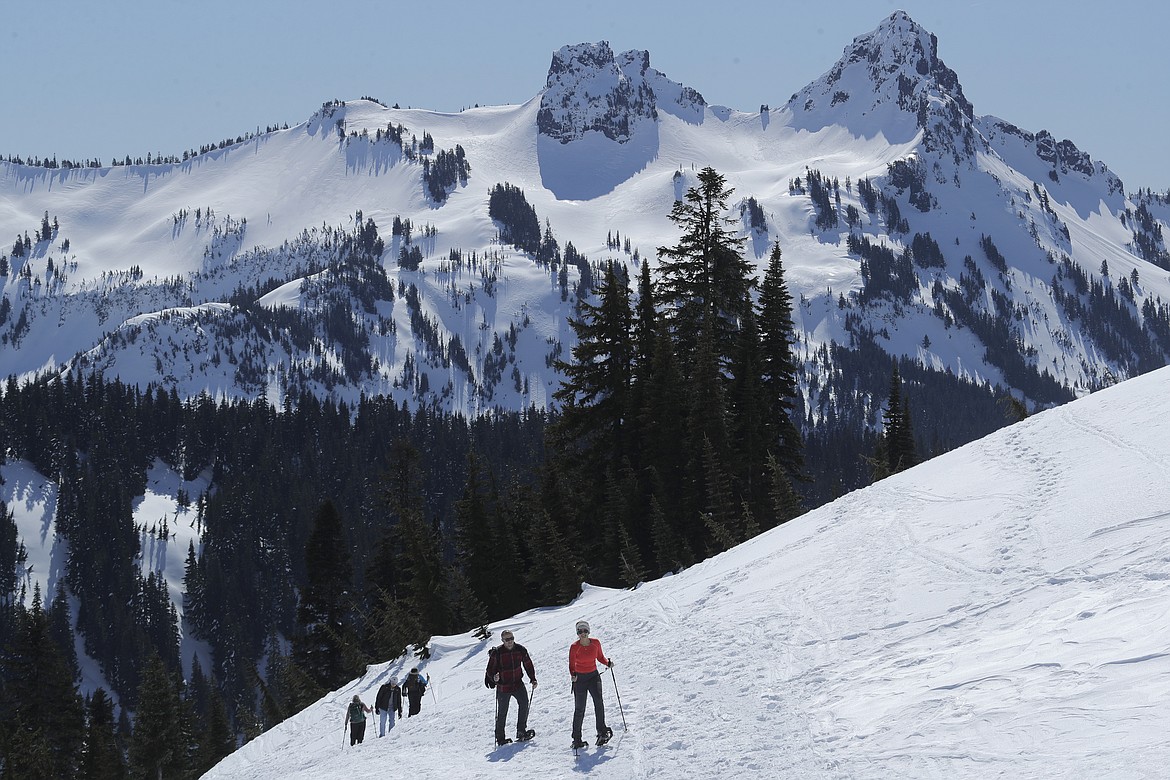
[879,362,918,475]
[758,243,804,484]
[552,260,633,466]
[488,183,541,254]
[657,166,754,367]
[910,232,946,268]
[0,589,86,778]
[293,500,356,698]
[850,232,916,303]
[422,145,470,202]
[980,234,1009,274]
[128,654,182,780]
[0,501,25,603]
[805,169,839,230]
[80,688,127,780]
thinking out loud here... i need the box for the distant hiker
[374,677,403,737]
[344,694,373,746]
[403,667,429,717]
[485,629,538,746]
[568,620,614,749]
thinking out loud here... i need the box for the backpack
[484,647,497,688]
[348,701,365,723]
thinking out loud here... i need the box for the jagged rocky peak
[537,41,706,144]
[787,11,974,142]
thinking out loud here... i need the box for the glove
[531,680,538,688]
[493,673,500,682]
[606,660,614,669]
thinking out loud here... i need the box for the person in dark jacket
[402,667,429,717]
[344,694,372,746]
[485,629,538,746]
[374,677,403,737]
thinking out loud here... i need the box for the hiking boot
[595,727,613,746]
[571,738,588,749]
[496,737,512,747]
[517,729,535,741]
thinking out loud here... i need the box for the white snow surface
[205,366,1170,780]
[2,14,1166,411]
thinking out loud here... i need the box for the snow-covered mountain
[201,361,1170,780]
[2,11,1168,415]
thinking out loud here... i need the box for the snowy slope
[2,13,1168,412]
[204,365,1170,779]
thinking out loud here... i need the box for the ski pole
[609,666,627,731]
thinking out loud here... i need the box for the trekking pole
[609,666,627,731]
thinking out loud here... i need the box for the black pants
[572,671,606,740]
[495,686,530,742]
[408,694,423,716]
[350,720,366,745]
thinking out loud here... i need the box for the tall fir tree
[127,654,183,780]
[656,166,754,371]
[758,241,805,484]
[551,259,634,467]
[880,362,918,475]
[80,688,127,780]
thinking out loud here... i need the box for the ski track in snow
[194,366,1170,779]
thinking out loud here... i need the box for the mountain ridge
[2,11,1168,418]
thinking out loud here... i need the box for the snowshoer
[485,629,538,746]
[344,694,373,746]
[374,677,403,737]
[403,667,429,717]
[568,620,614,749]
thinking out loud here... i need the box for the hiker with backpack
[374,676,403,737]
[568,620,614,749]
[484,629,538,746]
[403,667,429,717]
[344,694,373,746]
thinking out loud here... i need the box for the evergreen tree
[194,688,234,775]
[880,362,918,475]
[384,439,450,638]
[453,453,496,610]
[656,166,754,369]
[128,654,182,780]
[727,305,771,522]
[1,587,85,778]
[80,688,127,780]
[551,260,634,466]
[757,241,805,482]
[292,500,354,697]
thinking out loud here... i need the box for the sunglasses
[502,637,514,642]
[576,629,589,635]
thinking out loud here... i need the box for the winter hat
[410,667,419,674]
[390,677,398,684]
[352,694,360,703]
[575,620,590,634]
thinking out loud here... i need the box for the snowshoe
[595,727,613,746]
[496,737,513,747]
[517,729,535,741]
[571,738,589,749]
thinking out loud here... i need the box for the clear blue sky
[5,0,1167,192]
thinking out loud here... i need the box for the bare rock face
[537,42,705,145]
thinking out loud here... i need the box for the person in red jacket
[485,629,538,746]
[568,620,613,749]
